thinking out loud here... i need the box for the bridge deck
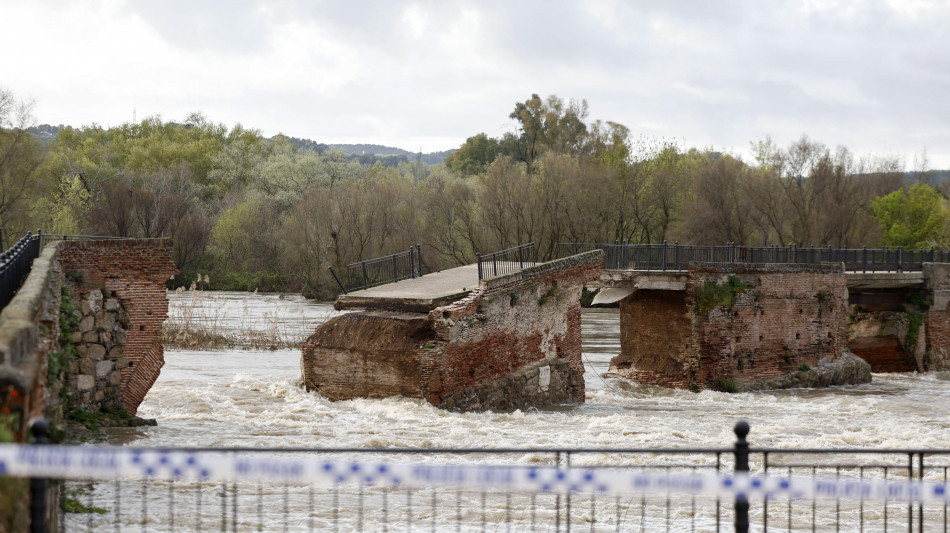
[335,264,479,312]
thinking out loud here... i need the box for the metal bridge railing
[477,242,536,280]
[0,230,41,310]
[557,242,950,272]
[9,420,950,532]
[329,244,423,294]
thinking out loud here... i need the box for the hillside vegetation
[1,89,947,299]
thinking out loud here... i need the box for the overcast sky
[1,0,948,167]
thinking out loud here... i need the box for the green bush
[48,286,79,386]
[798,364,811,372]
[907,292,932,310]
[694,275,752,315]
[718,378,737,393]
[906,312,924,346]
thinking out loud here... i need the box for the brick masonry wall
[925,310,950,370]
[57,240,177,415]
[608,264,847,390]
[427,254,602,410]
[606,290,692,388]
[301,251,604,411]
[692,266,846,389]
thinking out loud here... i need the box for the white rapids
[60,292,950,532]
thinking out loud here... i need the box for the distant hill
[26,124,62,143]
[327,143,454,165]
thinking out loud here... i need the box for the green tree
[0,88,47,237]
[444,133,499,176]
[508,94,589,171]
[872,182,950,248]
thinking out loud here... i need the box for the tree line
[1,88,946,299]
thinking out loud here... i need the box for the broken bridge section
[600,263,871,392]
[301,250,605,411]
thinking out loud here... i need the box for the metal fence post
[661,241,668,271]
[898,246,903,273]
[30,418,50,533]
[361,261,368,290]
[675,242,681,270]
[409,247,415,278]
[328,266,347,294]
[476,253,482,280]
[392,254,398,283]
[0,226,4,251]
[734,421,750,533]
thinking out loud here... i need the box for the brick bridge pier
[591,262,950,391]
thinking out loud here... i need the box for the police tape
[1,444,948,502]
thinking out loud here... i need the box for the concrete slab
[846,272,924,289]
[335,264,479,312]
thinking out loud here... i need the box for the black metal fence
[558,242,950,272]
[330,244,424,294]
[477,242,537,280]
[0,230,41,310]
[35,233,142,247]
[13,420,950,532]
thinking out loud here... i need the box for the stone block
[115,357,129,369]
[96,360,115,378]
[115,330,128,344]
[93,390,105,402]
[105,298,120,311]
[79,358,95,374]
[109,371,122,385]
[82,331,98,343]
[87,290,103,314]
[71,331,83,343]
[100,331,112,343]
[108,346,124,359]
[117,311,131,328]
[76,344,87,357]
[79,315,96,333]
[103,312,116,330]
[76,374,95,390]
[87,344,107,361]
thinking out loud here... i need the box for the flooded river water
[132,293,950,451]
[63,291,950,531]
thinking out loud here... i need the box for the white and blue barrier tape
[1,445,948,503]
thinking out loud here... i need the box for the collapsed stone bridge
[304,241,950,405]
[301,251,605,411]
